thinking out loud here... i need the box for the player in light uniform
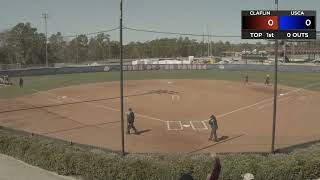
[264,74,270,86]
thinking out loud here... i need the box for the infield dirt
[0,79,319,153]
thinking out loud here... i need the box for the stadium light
[120,0,125,156]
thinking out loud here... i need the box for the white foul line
[30,81,320,129]
[257,96,291,109]
[198,81,320,123]
[31,89,167,123]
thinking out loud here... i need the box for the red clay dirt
[0,79,320,153]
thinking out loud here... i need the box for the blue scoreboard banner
[242,10,317,39]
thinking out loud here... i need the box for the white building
[132,57,192,65]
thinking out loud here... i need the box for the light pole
[42,13,49,67]
[120,0,125,156]
[271,0,279,153]
[108,36,111,59]
[76,34,79,64]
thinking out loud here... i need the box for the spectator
[179,173,194,180]
[242,173,254,180]
[207,154,221,180]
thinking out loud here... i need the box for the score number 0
[268,19,274,27]
[305,19,312,26]
[267,19,312,27]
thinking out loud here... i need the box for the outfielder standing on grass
[127,108,139,135]
[208,114,219,142]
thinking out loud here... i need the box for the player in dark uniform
[208,114,219,142]
[19,77,24,88]
[127,108,139,135]
[244,73,249,85]
[264,74,270,86]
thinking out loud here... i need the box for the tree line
[0,22,270,65]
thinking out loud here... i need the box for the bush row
[0,127,320,180]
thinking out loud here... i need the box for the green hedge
[0,127,320,180]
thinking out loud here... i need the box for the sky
[0,0,319,43]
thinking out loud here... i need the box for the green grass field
[1,70,320,98]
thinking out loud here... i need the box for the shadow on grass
[188,134,245,154]
[276,139,320,153]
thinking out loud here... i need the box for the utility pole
[42,13,49,67]
[271,0,279,153]
[201,33,204,57]
[283,40,286,62]
[308,41,311,60]
[207,25,210,57]
[108,37,111,59]
[244,48,248,64]
[120,0,125,157]
[75,34,79,64]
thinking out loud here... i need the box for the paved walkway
[0,154,78,180]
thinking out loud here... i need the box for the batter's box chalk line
[190,121,208,130]
[166,121,208,131]
[167,121,183,131]
[171,95,180,101]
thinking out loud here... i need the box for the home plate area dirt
[1,79,320,153]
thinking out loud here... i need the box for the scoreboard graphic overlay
[242,10,316,39]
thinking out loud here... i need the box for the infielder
[264,74,270,86]
[208,114,219,142]
[127,108,139,135]
[244,73,249,85]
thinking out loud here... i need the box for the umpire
[127,108,139,135]
[208,115,219,142]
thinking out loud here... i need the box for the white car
[218,60,230,64]
[313,59,320,64]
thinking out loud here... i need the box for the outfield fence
[0,64,21,71]
[0,64,320,77]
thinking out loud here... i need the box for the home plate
[62,96,67,99]
[280,94,285,96]
[168,82,172,84]
[183,124,191,128]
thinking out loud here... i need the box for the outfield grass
[1,70,320,98]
